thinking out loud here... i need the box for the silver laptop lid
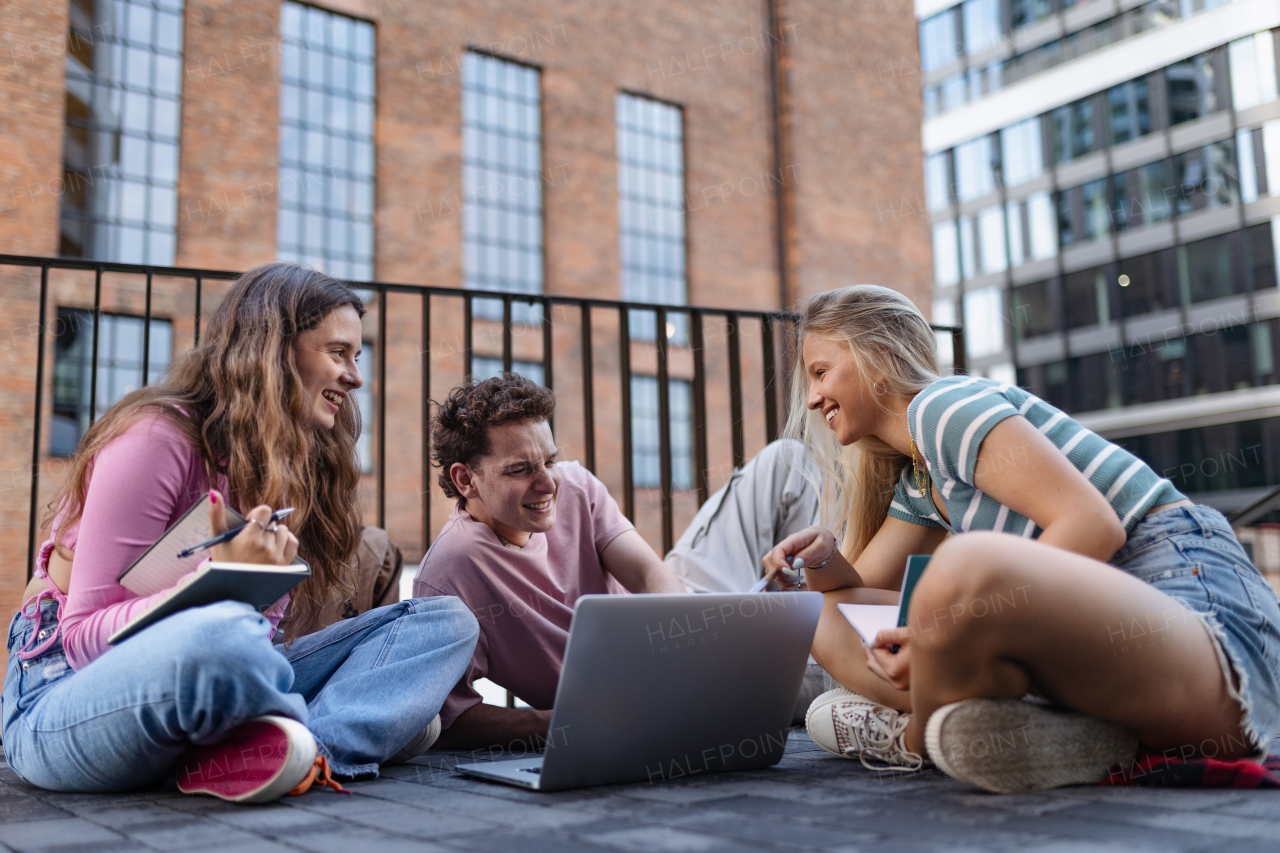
[535,591,822,791]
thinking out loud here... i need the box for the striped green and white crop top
[889,376,1185,537]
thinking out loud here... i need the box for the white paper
[836,603,899,646]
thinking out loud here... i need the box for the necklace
[496,532,514,548]
[910,438,929,497]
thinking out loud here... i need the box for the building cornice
[921,0,1280,154]
[1075,384,1280,439]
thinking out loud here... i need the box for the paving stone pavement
[2,730,1279,853]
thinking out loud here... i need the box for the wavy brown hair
[46,263,366,640]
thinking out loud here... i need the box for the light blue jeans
[1110,504,1280,753]
[3,596,479,791]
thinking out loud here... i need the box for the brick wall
[0,0,929,625]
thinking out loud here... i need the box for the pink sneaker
[176,715,340,803]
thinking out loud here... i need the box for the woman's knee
[155,601,283,673]
[911,534,1022,638]
[404,595,481,646]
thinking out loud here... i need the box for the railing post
[691,309,708,505]
[26,262,49,580]
[463,294,473,380]
[580,303,595,473]
[727,311,745,469]
[619,306,634,521]
[89,265,102,428]
[542,297,554,433]
[377,285,387,530]
[422,292,431,551]
[762,313,778,443]
[142,271,153,386]
[194,272,202,347]
[656,307,673,555]
[502,295,513,374]
[951,327,967,375]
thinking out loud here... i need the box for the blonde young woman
[762,285,1280,792]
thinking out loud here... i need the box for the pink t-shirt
[413,461,634,728]
[28,413,288,670]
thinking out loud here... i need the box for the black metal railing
[1,255,966,576]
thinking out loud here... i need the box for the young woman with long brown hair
[4,264,478,802]
[762,285,1280,792]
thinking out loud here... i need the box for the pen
[750,555,804,593]
[177,507,295,558]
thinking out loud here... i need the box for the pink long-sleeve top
[20,413,289,670]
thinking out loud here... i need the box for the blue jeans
[3,597,479,791]
[1110,504,1280,754]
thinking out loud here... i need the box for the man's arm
[600,529,686,593]
[433,703,553,751]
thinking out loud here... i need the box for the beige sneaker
[387,714,443,765]
[925,698,1139,793]
[805,687,925,771]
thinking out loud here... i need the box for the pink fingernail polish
[209,490,217,504]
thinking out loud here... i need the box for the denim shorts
[1110,504,1280,754]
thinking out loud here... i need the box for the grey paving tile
[115,816,272,850]
[437,830,619,853]
[665,811,872,850]
[286,825,455,853]
[0,794,71,825]
[333,803,495,838]
[580,825,764,853]
[0,817,130,853]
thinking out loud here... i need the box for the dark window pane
[1166,54,1220,126]
[1118,248,1177,317]
[1192,324,1253,395]
[1249,222,1276,292]
[1064,266,1109,328]
[1070,352,1122,412]
[1011,279,1057,339]
[1181,231,1243,304]
[1017,360,1069,410]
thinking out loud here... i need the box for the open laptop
[456,591,822,791]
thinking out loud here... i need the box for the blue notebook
[836,554,931,646]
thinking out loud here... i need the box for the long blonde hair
[784,285,941,562]
[46,263,366,641]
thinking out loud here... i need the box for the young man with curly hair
[416,373,822,750]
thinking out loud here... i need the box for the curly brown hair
[432,373,556,502]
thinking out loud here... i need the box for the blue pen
[176,507,295,558]
[750,555,803,593]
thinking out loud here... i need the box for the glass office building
[918,0,1280,512]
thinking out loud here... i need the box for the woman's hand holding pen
[208,490,299,565]
[760,525,839,590]
[863,626,912,691]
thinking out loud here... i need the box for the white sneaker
[387,713,442,764]
[805,687,925,771]
[925,698,1139,793]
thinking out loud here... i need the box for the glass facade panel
[630,376,692,490]
[1107,78,1151,144]
[1011,279,1057,339]
[1166,53,1222,126]
[1228,32,1278,111]
[278,2,376,281]
[1172,139,1239,215]
[1026,191,1057,259]
[1050,99,1095,163]
[1006,198,1025,267]
[51,308,173,455]
[977,205,1007,274]
[1011,0,1053,29]
[962,286,1005,358]
[963,0,1003,55]
[1016,360,1070,410]
[932,220,961,286]
[1181,231,1243,303]
[925,152,952,211]
[61,0,185,263]
[1082,178,1110,241]
[1118,249,1178,317]
[462,52,543,322]
[1063,266,1111,328]
[617,94,686,341]
[955,135,995,201]
[999,117,1043,187]
[919,9,960,73]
